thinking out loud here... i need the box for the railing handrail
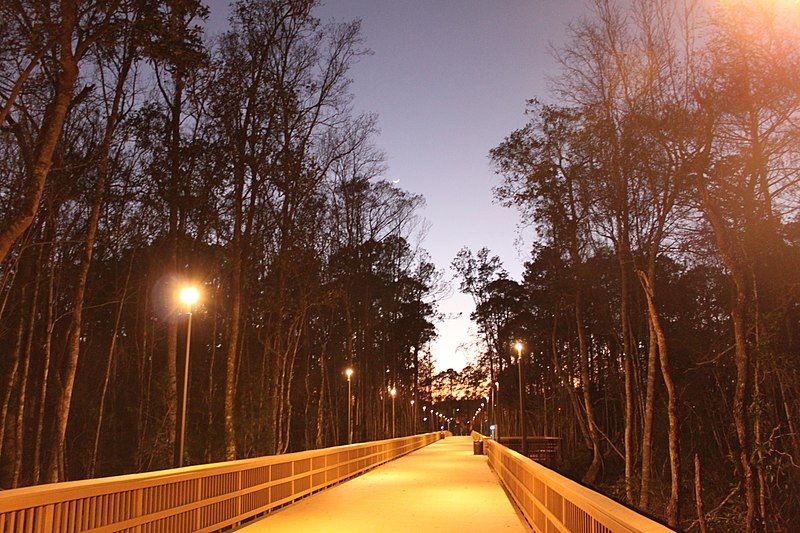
[0,432,444,532]
[497,435,563,441]
[0,434,429,507]
[473,432,673,533]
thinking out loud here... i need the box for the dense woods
[468,0,800,530]
[0,0,438,487]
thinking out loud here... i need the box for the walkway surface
[241,436,528,532]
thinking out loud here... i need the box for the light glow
[178,286,200,306]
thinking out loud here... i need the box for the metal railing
[0,432,443,532]
[473,432,673,533]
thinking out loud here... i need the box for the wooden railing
[0,432,443,532]
[473,432,673,533]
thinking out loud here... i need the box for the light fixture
[178,286,200,306]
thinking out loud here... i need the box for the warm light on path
[242,437,527,532]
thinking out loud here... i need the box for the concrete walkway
[241,436,528,532]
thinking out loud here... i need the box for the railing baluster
[473,432,671,533]
[0,432,442,533]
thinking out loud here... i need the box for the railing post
[40,504,54,533]
[195,477,202,530]
[133,488,143,532]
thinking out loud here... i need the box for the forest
[0,0,439,489]
[2,0,800,531]
[456,0,800,530]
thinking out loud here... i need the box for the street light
[515,341,527,456]
[345,368,354,444]
[390,387,397,437]
[410,399,416,435]
[492,381,501,439]
[177,285,200,467]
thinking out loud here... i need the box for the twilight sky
[207,0,588,372]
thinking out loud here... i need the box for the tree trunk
[638,269,680,527]
[165,68,184,467]
[639,312,658,509]
[694,453,708,533]
[697,180,756,531]
[315,345,327,448]
[732,298,756,532]
[88,257,132,478]
[32,223,57,484]
[302,340,313,450]
[12,246,43,487]
[576,285,602,484]
[204,292,219,463]
[47,128,110,482]
[224,196,243,461]
[0,292,26,462]
[618,242,635,504]
[752,277,768,524]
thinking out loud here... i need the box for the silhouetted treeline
[0,0,439,487]
[459,0,800,530]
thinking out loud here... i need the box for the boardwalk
[241,436,528,532]
[0,433,672,532]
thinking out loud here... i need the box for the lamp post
[345,368,354,444]
[494,381,500,439]
[489,384,495,437]
[515,341,527,456]
[390,387,397,437]
[410,399,416,435]
[177,285,200,467]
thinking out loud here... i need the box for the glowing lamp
[179,286,200,306]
